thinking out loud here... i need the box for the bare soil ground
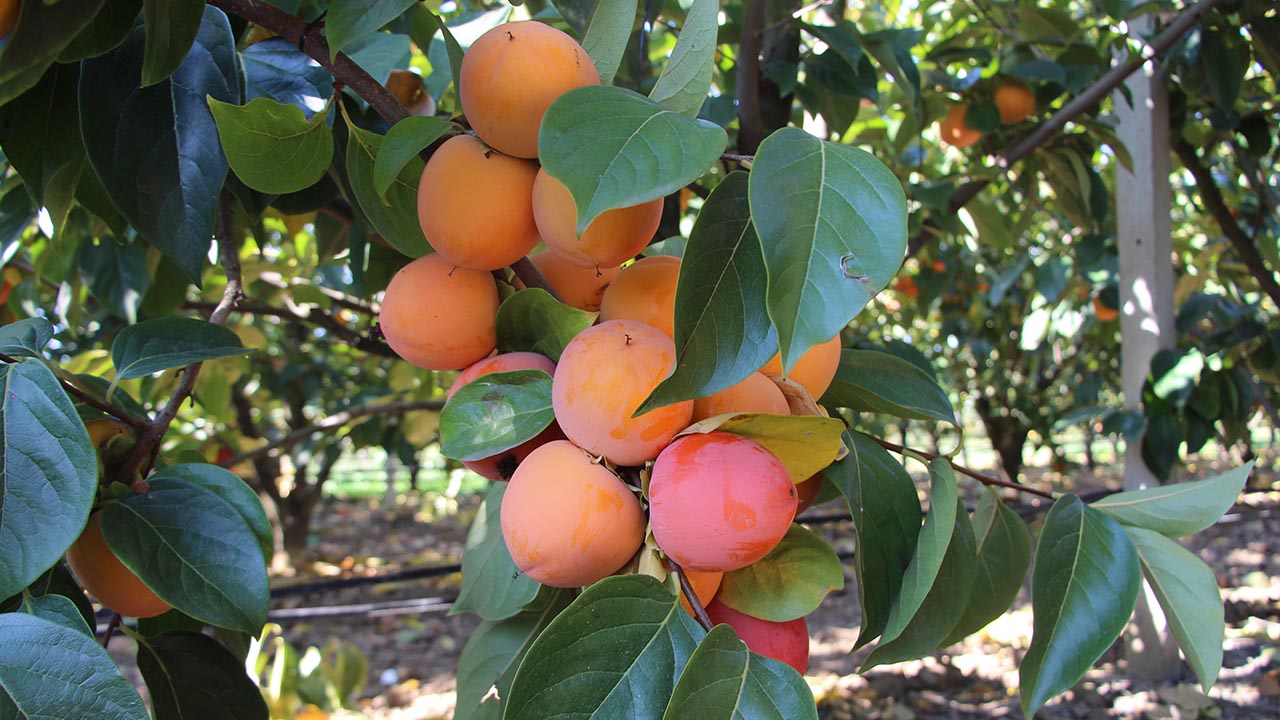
[271,457,1280,719]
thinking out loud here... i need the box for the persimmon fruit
[994,82,1035,124]
[705,599,810,674]
[379,253,499,371]
[597,255,680,339]
[760,334,842,402]
[0,0,17,40]
[938,104,981,148]
[67,512,172,619]
[691,371,790,422]
[526,250,620,312]
[532,169,664,269]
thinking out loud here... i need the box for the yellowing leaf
[677,413,846,483]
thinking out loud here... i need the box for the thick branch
[1173,138,1280,308]
[736,0,766,154]
[871,436,1056,500]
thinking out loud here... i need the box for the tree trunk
[975,395,1029,480]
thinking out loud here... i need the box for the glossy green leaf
[717,524,844,622]
[440,370,554,462]
[942,490,1033,646]
[455,589,571,720]
[581,0,635,85]
[452,483,541,621]
[2,563,97,633]
[1125,527,1223,692]
[0,0,107,106]
[0,63,86,238]
[101,477,270,634]
[0,360,97,599]
[373,116,455,198]
[79,7,240,282]
[141,0,204,86]
[661,625,817,720]
[0,318,54,359]
[23,594,94,637]
[683,413,846,484]
[58,0,142,63]
[77,237,152,324]
[327,0,417,59]
[823,431,920,649]
[1020,496,1141,718]
[638,172,776,414]
[343,118,433,258]
[504,575,704,720]
[208,97,333,195]
[540,86,727,233]
[649,0,718,117]
[1091,462,1251,537]
[495,288,595,362]
[111,317,248,380]
[823,349,956,424]
[749,127,906,373]
[136,631,270,720]
[0,614,148,720]
[241,38,333,118]
[153,464,273,565]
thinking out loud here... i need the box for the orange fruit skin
[527,250,620,312]
[448,352,564,481]
[691,371,790,422]
[597,255,681,339]
[649,432,798,573]
[939,104,982,148]
[994,82,1035,124]
[1094,295,1119,322]
[67,513,173,619]
[500,440,646,587]
[0,0,17,40]
[795,474,825,514]
[552,320,693,466]
[379,254,499,371]
[417,135,541,271]
[705,599,810,674]
[459,21,599,159]
[760,334,842,402]
[678,568,723,618]
[532,169,664,269]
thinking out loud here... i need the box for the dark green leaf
[0,62,86,237]
[209,97,333,194]
[343,31,411,85]
[136,631,269,720]
[550,0,594,36]
[858,28,921,121]
[1199,27,1245,112]
[1020,496,1141,718]
[648,0,717,117]
[0,360,96,598]
[452,483,541,621]
[823,431,920,649]
[440,370,554,462]
[77,237,151,324]
[1125,527,1223,692]
[24,594,94,637]
[241,38,333,118]
[539,86,727,233]
[0,0,107,106]
[373,116,454,198]
[79,6,240,282]
[637,172,776,414]
[326,0,417,59]
[662,625,817,720]
[58,0,142,62]
[2,563,97,632]
[581,0,635,85]
[343,118,432,257]
[141,0,204,86]
[0,614,148,720]
[495,288,595,362]
[504,575,704,719]
[152,464,272,565]
[749,127,906,373]
[1091,462,1251,536]
[942,490,1032,645]
[717,524,844,622]
[0,318,54,358]
[111,317,247,380]
[823,349,956,423]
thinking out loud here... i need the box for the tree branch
[870,436,1056,500]
[736,0,766,154]
[669,561,714,632]
[0,352,149,430]
[509,256,561,301]
[185,299,399,357]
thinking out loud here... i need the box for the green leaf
[0,614,148,720]
[539,86,727,233]
[684,413,846,484]
[373,116,455,198]
[717,524,844,622]
[1124,527,1223,692]
[326,0,417,59]
[823,432,920,649]
[942,490,1033,646]
[823,349,956,424]
[343,118,432,257]
[749,127,906,373]
[77,237,152,324]
[102,477,270,634]
[581,0,635,85]
[0,360,97,599]
[648,0,718,117]
[153,464,273,565]
[495,288,595,362]
[24,594,95,637]
[864,494,975,668]
[141,0,204,86]
[504,575,704,719]
[452,483,541,621]
[661,625,817,720]
[58,0,142,63]
[637,172,776,414]
[79,6,240,283]
[136,631,270,720]
[241,38,334,117]
[111,317,248,380]
[0,317,54,358]
[1090,462,1251,536]
[1020,496,1141,719]
[455,589,571,720]
[440,370,554,462]
[208,97,333,195]
[0,0,107,106]
[2,563,97,633]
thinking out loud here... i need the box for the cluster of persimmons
[938,80,1035,148]
[378,20,842,674]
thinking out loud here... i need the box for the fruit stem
[670,561,714,632]
[101,612,121,649]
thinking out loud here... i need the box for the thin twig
[871,436,1056,500]
[0,352,149,430]
[101,612,121,648]
[669,561,714,632]
[720,153,755,165]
